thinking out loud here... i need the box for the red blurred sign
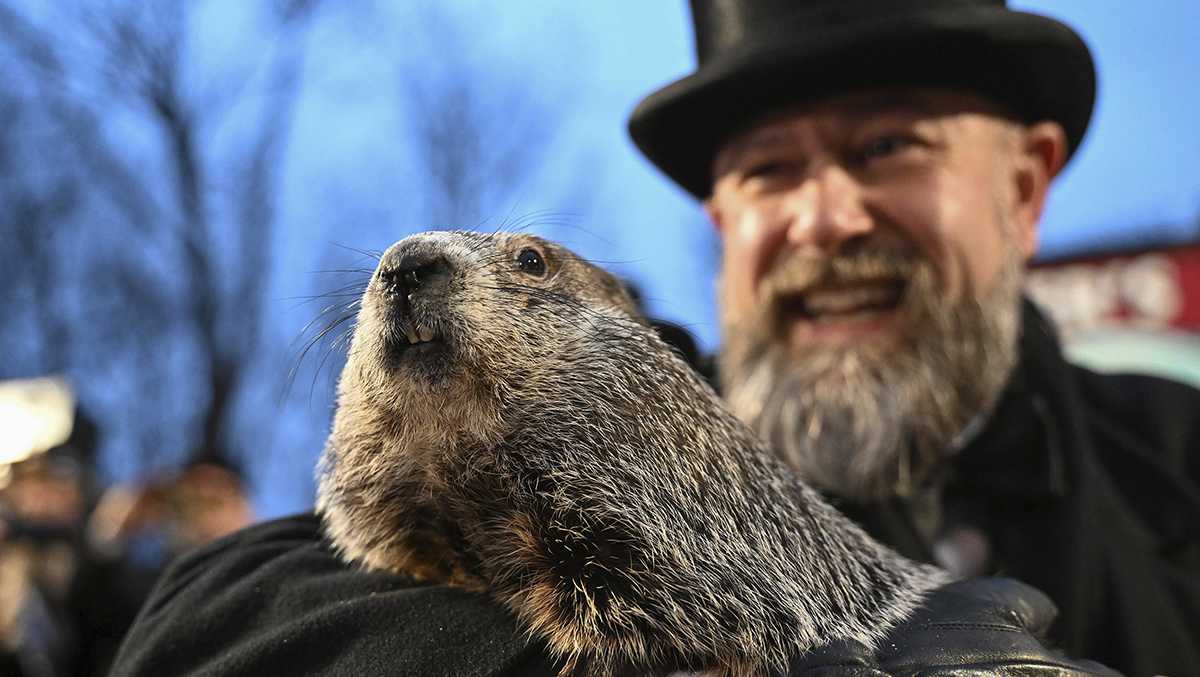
[1026,244,1200,336]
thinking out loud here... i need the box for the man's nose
[781,165,873,253]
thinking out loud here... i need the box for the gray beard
[718,251,1023,502]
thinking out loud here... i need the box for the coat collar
[947,298,1073,501]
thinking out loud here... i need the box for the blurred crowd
[0,377,254,677]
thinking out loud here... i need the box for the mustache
[758,247,920,300]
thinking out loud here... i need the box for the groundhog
[317,230,948,677]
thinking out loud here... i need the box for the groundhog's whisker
[330,242,384,262]
[284,309,358,402]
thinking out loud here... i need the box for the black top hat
[628,0,1096,199]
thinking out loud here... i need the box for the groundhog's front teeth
[402,323,437,345]
[402,323,420,344]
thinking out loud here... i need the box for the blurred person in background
[108,2,1196,676]
[0,433,87,677]
[88,448,254,571]
[0,377,141,677]
[0,376,254,677]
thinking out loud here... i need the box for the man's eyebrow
[714,92,957,175]
[727,129,788,157]
[715,128,792,175]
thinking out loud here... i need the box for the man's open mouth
[777,279,907,323]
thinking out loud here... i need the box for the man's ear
[704,198,726,237]
[1012,121,1068,259]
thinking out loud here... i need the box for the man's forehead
[717,88,1005,159]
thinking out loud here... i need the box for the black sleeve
[110,513,561,677]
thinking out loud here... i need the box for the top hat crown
[629,0,1096,198]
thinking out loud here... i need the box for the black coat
[835,300,1200,676]
[110,302,1200,677]
[974,303,1200,672]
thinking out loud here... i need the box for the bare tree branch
[0,0,318,477]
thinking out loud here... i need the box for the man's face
[707,89,1062,500]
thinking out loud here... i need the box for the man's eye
[859,135,916,162]
[745,161,785,177]
[739,161,797,187]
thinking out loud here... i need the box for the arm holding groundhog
[111,514,559,677]
[109,513,1118,676]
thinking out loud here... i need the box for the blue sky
[1011,1,1200,250]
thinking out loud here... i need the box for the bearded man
[110,2,1197,676]
[628,1,1200,675]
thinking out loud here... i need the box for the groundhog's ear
[650,319,700,367]
[614,277,651,325]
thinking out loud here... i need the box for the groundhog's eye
[516,248,547,278]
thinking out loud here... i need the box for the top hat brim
[628,6,1096,199]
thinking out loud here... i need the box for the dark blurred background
[0,1,1197,674]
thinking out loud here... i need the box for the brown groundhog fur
[317,230,948,677]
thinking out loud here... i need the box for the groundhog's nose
[378,251,451,301]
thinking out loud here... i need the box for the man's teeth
[403,324,437,344]
[802,285,901,315]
